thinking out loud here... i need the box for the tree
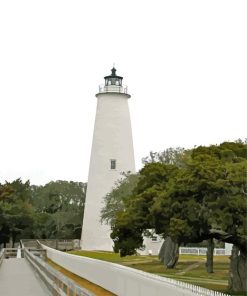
[187,142,247,283]
[0,184,12,247]
[0,179,87,245]
[102,148,188,264]
[101,173,139,227]
[0,179,34,247]
[109,142,247,292]
[30,180,86,239]
[141,147,194,268]
[110,163,180,257]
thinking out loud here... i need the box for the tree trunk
[206,238,214,273]
[159,237,179,268]
[228,245,247,292]
[12,233,17,248]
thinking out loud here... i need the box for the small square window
[110,159,116,170]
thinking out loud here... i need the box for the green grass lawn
[68,251,246,296]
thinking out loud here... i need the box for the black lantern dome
[97,67,129,97]
[104,67,123,87]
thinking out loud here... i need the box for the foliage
[0,179,87,245]
[142,147,187,166]
[107,141,247,291]
[0,179,34,246]
[101,148,187,256]
[110,142,247,252]
[30,180,86,239]
[101,173,139,227]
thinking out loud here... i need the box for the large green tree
[108,142,247,292]
[101,148,187,253]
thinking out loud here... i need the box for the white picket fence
[40,243,230,296]
[179,248,226,256]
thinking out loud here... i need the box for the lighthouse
[81,67,136,251]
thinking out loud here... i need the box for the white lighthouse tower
[81,67,136,251]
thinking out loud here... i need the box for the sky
[0,0,246,185]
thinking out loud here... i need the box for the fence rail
[24,248,95,296]
[179,247,226,256]
[0,249,4,266]
[37,239,80,250]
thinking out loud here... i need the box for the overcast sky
[0,1,246,185]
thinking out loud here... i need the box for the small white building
[81,68,136,251]
[139,234,164,256]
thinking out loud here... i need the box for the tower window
[110,159,116,170]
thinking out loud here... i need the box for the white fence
[41,243,230,296]
[179,248,226,256]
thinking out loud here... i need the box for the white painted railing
[0,249,4,266]
[179,248,226,256]
[17,246,22,258]
[40,243,230,296]
[24,248,94,296]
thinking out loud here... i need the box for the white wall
[224,243,233,256]
[41,244,223,296]
[138,236,163,256]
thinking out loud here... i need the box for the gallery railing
[98,84,128,94]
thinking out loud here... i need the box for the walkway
[0,258,48,296]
